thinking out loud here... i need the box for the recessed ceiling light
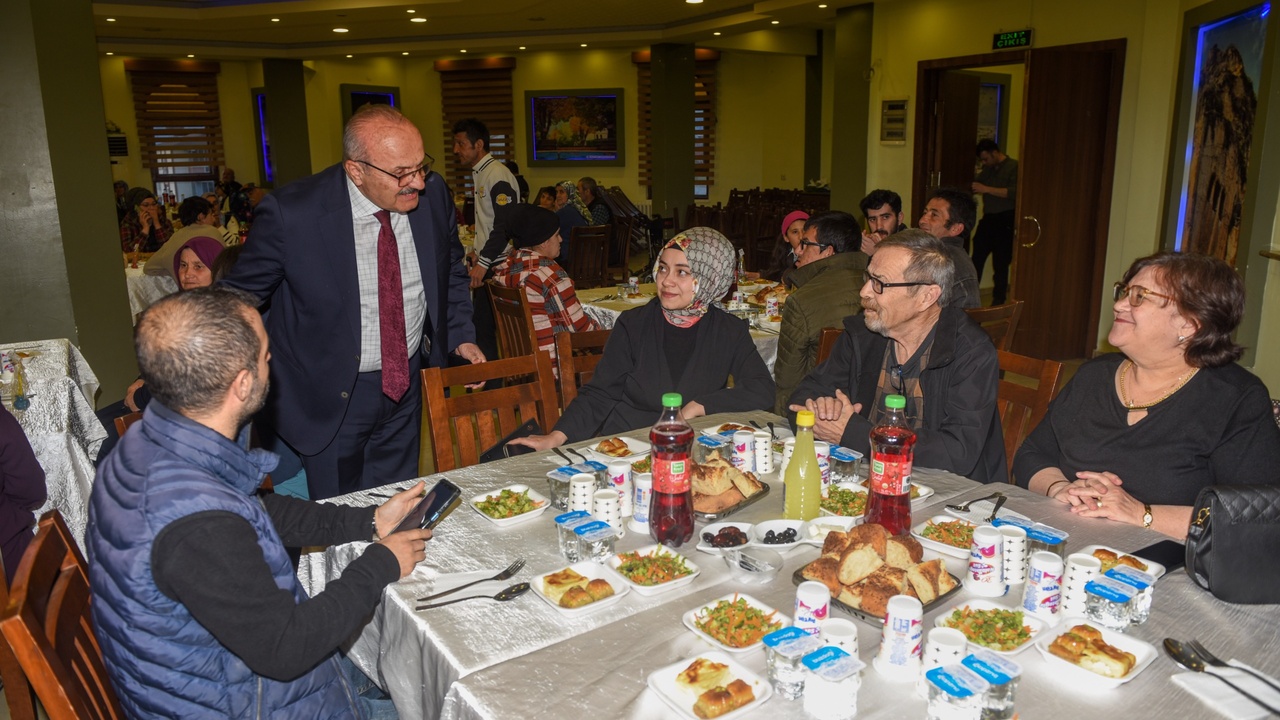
[519,46,527,50]
[411,17,426,22]
[346,54,353,58]
[106,52,114,55]
[407,8,415,12]
[106,17,116,21]
[402,51,409,55]
[581,43,588,47]
[713,31,721,35]
[818,3,827,6]
[460,49,467,53]
[271,17,280,22]
[771,20,780,24]
[687,0,703,3]
[187,54,195,58]
[333,27,348,33]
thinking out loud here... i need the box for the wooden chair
[554,329,612,411]
[606,216,634,283]
[0,510,125,720]
[487,281,538,359]
[0,557,37,720]
[816,327,843,365]
[112,412,142,438]
[421,352,562,472]
[566,225,611,290]
[965,301,1024,351]
[996,350,1064,474]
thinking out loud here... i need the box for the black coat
[556,301,775,441]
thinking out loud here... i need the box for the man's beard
[862,303,886,334]
[235,376,269,432]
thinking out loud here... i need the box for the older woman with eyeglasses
[1014,252,1280,538]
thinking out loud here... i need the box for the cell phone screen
[503,442,537,458]
[391,479,462,535]
[1132,539,1185,572]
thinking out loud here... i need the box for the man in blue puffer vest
[87,286,433,718]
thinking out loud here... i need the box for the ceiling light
[581,43,588,47]
[106,17,115,22]
[818,3,827,6]
[771,20,780,24]
[407,8,415,12]
[713,31,721,35]
[411,17,427,22]
[519,46,527,50]
[106,52,114,55]
[346,54,353,58]
[402,51,409,55]
[271,17,280,22]
[187,54,195,58]
[687,0,703,3]
[460,49,467,53]
[333,27,349,33]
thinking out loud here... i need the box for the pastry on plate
[675,657,730,693]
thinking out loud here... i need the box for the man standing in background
[970,139,1018,306]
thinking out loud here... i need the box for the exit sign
[993,29,1033,50]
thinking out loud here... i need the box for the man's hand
[681,401,706,420]
[373,480,426,539]
[453,343,487,389]
[860,233,879,256]
[468,263,487,289]
[789,389,860,444]
[971,182,988,194]
[508,430,568,452]
[378,528,432,578]
[124,378,146,412]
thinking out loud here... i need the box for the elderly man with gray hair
[786,230,1007,483]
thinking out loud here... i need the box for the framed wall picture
[524,88,624,167]
[341,84,401,125]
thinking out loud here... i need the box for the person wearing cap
[490,205,599,375]
[120,187,174,253]
[763,210,809,283]
[511,227,775,450]
[772,211,867,414]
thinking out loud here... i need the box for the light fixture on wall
[333,27,349,33]
[411,17,426,23]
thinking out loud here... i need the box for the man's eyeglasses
[889,364,905,395]
[799,240,830,252]
[863,271,934,295]
[1113,282,1174,308]
[356,155,434,187]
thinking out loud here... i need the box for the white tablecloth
[2,339,106,547]
[124,265,177,323]
[577,284,779,374]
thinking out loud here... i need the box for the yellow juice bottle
[783,410,822,520]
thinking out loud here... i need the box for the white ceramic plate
[606,544,701,596]
[749,518,805,552]
[1034,617,1158,688]
[911,515,977,560]
[530,561,630,617]
[620,293,654,304]
[818,483,869,519]
[816,482,936,520]
[932,598,1047,656]
[695,521,754,556]
[468,484,550,527]
[1076,545,1167,580]
[583,436,652,463]
[646,651,773,720]
[682,592,790,653]
[800,515,860,546]
[942,498,1031,526]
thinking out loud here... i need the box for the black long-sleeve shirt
[152,493,397,681]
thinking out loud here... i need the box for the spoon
[1164,639,1280,715]
[767,421,776,440]
[415,582,531,611]
[985,495,1008,523]
[551,447,573,465]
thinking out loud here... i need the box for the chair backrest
[487,281,539,359]
[112,412,142,438]
[421,352,562,472]
[964,301,1024,351]
[567,225,611,290]
[0,511,124,720]
[606,216,634,282]
[996,350,1064,474]
[816,327,843,365]
[0,557,36,720]
[554,329,612,411]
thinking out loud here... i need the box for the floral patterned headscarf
[652,227,736,328]
[558,181,593,222]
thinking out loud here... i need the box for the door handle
[1020,215,1042,248]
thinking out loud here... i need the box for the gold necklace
[1118,359,1198,411]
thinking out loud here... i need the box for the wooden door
[1010,41,1125,359]
[933,71,981,192]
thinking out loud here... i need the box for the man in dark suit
[223,105,484,499]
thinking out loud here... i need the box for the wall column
[0,0,137,403]
[262,59,312,187]
[830,4,874,212]
[650,43,696,219]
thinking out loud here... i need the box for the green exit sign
[993,29,1033,50]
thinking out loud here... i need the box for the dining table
[576,283,780,374]
[298,411,1280,720]
[124,263,178,324]
[1,338,107,547]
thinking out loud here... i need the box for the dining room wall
[711,52,809,206]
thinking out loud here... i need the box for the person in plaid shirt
[491,205,598,374]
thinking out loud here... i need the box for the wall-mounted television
[525,88,624,167]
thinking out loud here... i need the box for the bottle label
[868,453,913,495]
[652,457,690,493]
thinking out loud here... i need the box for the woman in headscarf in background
[552,180,593,264]
[512,227,775,449]
[173,235,225,292]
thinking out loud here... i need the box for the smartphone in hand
[392,479,462,535]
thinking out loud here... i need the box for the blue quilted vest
[87,402,362,719]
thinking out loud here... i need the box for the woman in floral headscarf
[552,180,593,263]
[513,228,775,449]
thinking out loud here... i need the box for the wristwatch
[1142,504,1153,529]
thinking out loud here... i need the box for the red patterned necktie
[374,210,409,401]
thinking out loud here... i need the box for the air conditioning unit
[108,134,128,157]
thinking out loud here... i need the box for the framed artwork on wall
[525,88,624,166]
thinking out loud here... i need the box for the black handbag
[1185,484,1280,604]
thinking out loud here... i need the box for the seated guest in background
[0,406,47,586]
[534,185,557,210]
[1015,252,1280,538]
[763,210,808,283]
[229,184,266,236]
[859,188,908,256]
[916,187,982,309]
[512,228,775,450]
[146,196,233,281]
[773,211,867,414]
[578,176,613,225]
[553,180,592,265]
[202,192,238,244]
[491,205,599,374]
[119,187,174,253]
[788,230,1006,483]
[114,180,129,223]
[89,286,429,718]
[174,235,226,292]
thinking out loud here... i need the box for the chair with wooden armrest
[996,350,1064,474]
[964,300,1024,351]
